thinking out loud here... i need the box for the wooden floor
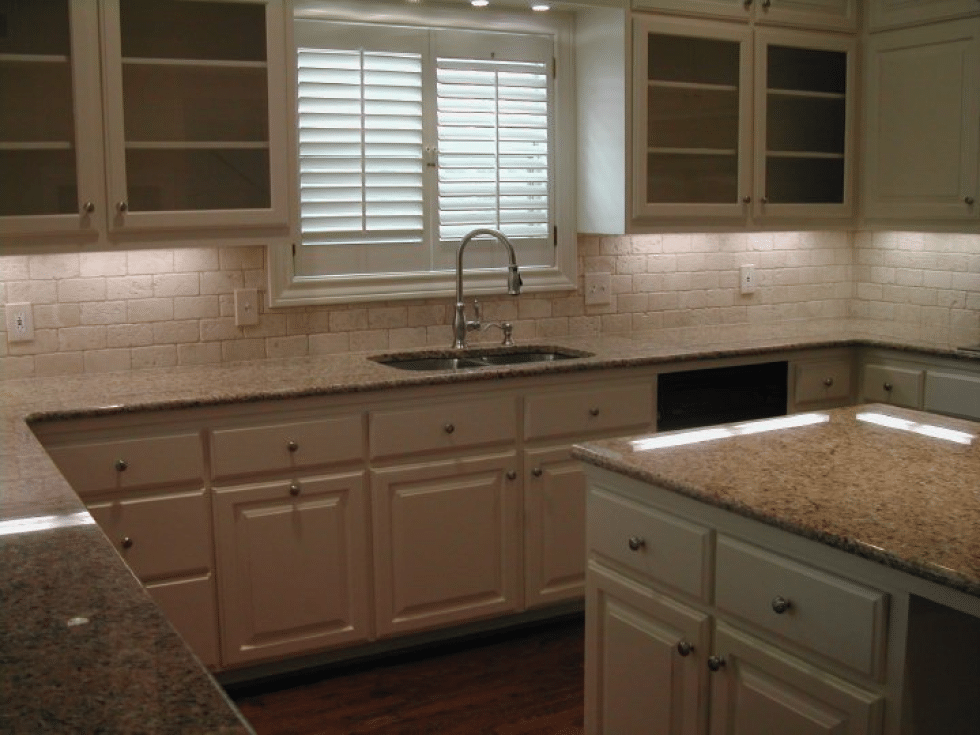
[227,615,585,735]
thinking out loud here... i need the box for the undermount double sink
[371,345,594,372]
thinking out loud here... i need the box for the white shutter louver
[297,47,424,247]
[436,57,550,243]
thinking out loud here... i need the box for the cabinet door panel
[924,370,980,420]
[213,473,370,667]
[372,453,520,637]
[585,566,709,735]
[870,0,980,30]
[146,575,220,669]
[862,363,923,408]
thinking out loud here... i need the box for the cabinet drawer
[525,382,653,440]
[47,433,203,497]
[925,370,980,420]
[794,359,852,405]
[210,414,364,481]
[370,396,517,460]
[87,489,212,582]
[588,486,712,601]
[715,537,888,679]
[862,364,923,408]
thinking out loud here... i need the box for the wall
[0,228,969,380]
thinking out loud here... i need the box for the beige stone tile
[59,326,106,352]
[309,332,350,355]
[106,275,153,300]
[132,345,178,370]
[35,352,85,377]
[84,348,131,373]
[29,253,80,280]
[177,342,222,365]
[153,273,200,297]
[80,252,127,277]
[173,295,220,320]
[153,320,201,345]
[222,339,266,363]
[127,250,175,275]
[57,278,106,302]
[266,336,309,359]
[106,324,155,348]
[127,298,174,323]
[80,301,127,326]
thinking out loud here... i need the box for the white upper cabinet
[630,15,856,228]
[862,19,980,224]
[0,0,104,241]
[0,0,288,246]
[869,0,980,32]
[632,0,859,32]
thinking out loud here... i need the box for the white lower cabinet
[212,472,370,667]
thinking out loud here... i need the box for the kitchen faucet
[453,228,523,349]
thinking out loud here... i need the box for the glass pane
[0,0,70,56]
[120,0,266,62]
[0,150,77,216]
[0,60,74,142]
[767,46,846,95]
[125,149,270,211]
[765,157,844,204]
[767,95,845,154]
[646,153,738,204]
[123,65,268,142]
[648,87,738,150]
[648,34,739,87]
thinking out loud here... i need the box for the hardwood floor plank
[229,616,585,735]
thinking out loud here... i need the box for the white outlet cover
[5,302,35,343]
[234,289,260,326]
[584,272,612,306]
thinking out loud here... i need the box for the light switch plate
[740,265,756,295]
[5,302,34,343]
[584,272,612,306]
[234,289,260,326]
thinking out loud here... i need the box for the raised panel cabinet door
[863,19,980,222]
[213,472,371,667]
[708,623,884,735]
[757,0,859,31]
[861,363,924,408]
[870,0,980,31]
[585,566,710,735]
[924,370,980,420]
[524,446,587,608]
[371,452,521,638]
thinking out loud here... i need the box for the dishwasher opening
[657,361,788,431]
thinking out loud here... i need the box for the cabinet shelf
[122,57,267,70]
[125,141,270,150]
[766,151,845,159]
[767,87,846,100]
[649,79,739,93]
[0,142,73,151]
[648,147,737,156]
[0,53,70,64]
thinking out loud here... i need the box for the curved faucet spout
[453,228,523,349]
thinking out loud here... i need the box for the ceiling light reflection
[856,412,974,445]
[631,413,829,452]
[0,511,95,538]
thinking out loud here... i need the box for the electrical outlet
[234,289,260,326]
[740,265,756,295]
[5,302,35,343]
[584,272,612,306]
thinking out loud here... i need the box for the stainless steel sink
[371,346,593,371]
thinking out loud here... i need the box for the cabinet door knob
[289,482,301,496]
[121,536,133,549]
[532,467,544,478]
[627,536,646,552]
[823,377,834,387]
[588,407,600,417]
[771,596,792,614]
[506,470,517,481]
[287,440,299,453]
[883,382,893,392]
[966,196,976,206]
[114,459,128,472]
[676,640,694,657]
[82,201,95,214]
[761,196,769,204]
[741,195,751,204]
[707,655,726,672]
[116,201,128,213]
[443,423,455,434]
[761,0,771,7]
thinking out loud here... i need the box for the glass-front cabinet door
[631,16,753,222]
[100,0,287,231]
[754,30,855,219]
[0,0,104,240]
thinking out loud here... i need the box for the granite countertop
[1,319,978,731]
[573,404,980,598]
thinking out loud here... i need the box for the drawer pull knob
[121,536,133,549]
[444,423,456,434]
[532,467,544,478]
[627,536,646,552]
[676,640,694,657]
[289,483,301,496]
[966,196,976,206]
[114,459,128,472]
[883,382,893,392]
[771,596,792,614]
[287,440,299,453]
[506,470,517,481]
[588,408,600,417]
[823,377,834,387]
[707,655,726,672]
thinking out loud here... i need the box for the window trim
[268,0,577,306]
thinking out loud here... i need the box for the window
[269,1,577,305]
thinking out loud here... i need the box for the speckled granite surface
[0,319,978,731]
[573,404,980,598]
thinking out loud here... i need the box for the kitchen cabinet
[0,0,288,245]
[790,350,855,411]
[631,0,858,32]
[862,19,980,226]
[630,15,856,228]
[859,348,980,420]
[869,0,980,31]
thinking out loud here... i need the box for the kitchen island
[574,404,980,735]
[1,320,978,732]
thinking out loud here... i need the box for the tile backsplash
[0,230,976,379]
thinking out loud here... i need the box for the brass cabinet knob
[771,596,792,614]
[707,655,726,672]
[444,423,455,434]
[676,640,694,657]
[287,440,299,453]
[823,377,834,387]
[82,201,95,214]
[532,467,544,478]
[289,483,301,496]
[117,201,128,213]
[506,470,517,481]
[121,536,133,549]
[114,459,128,472]
[628,536,646,552]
